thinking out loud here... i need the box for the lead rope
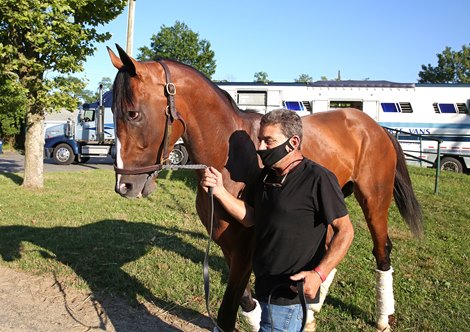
[267,281,307,332]
[154,164,224,331]
[204,186,227,332]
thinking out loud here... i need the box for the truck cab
[44,88,189,166]
[44,89,115,165]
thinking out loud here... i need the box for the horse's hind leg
[354,184,395,332]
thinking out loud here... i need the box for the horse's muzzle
[115,174,156,198]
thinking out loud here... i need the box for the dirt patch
[0,266,211,332]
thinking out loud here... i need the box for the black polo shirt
[252,158,348,305]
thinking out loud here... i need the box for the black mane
[112,58,254,117]
[112,69,134,119]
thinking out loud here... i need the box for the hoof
[376,325,391,332]
[376,315,392,332]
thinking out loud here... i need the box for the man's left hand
[290,270,322,300]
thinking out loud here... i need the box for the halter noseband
[114,60,186,176]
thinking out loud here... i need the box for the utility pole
[126,0,136,56]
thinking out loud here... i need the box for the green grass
[0,167,469,331]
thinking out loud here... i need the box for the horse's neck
[182,91,261,174]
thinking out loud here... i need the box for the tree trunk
[23,111,44,189]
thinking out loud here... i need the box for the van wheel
[53,143,75,165]
[440,157,463,173]
[169,144,189,165]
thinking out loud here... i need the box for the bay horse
[107,45,422,332]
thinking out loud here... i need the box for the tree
[295,74,313,83]
[0,73,28,148]
[99,77,113,92]
[138,21,216,79]
[0,0,127,188]
[81,77,113,103]
[254,71,272,83]
[418,44,470,83]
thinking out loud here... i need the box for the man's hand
[201,166,224,195]
[290,270,322,300]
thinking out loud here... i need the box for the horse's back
[301,108,396,186]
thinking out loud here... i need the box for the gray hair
[260,108,303,142]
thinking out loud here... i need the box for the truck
[44,88,189,165]
[44,88,115,165]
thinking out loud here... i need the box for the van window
[283,101,305,111]
[381,102,413,113]
[237,91,267,106]
[330,100,363,111]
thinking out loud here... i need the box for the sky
[81,0,470,92]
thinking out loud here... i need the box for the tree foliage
[418,44,470,83]
[295,74,313,83]
[254,71,272,83]
[138,21,216,79]
[0,74,28,145]
[0,0,127,187]
[80,77,113,103]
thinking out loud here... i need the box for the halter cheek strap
[114,60,187,176]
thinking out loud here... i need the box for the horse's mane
[112,68,134,120]
[112,57,258,117]
[152,57,254,114]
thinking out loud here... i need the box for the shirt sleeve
[313,168,349,225]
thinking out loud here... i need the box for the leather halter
[114,60,186,176]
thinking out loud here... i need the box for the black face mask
[256,138,294,168]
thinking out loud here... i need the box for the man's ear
[290,135,301,150]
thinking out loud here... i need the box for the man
[202,109,354,331]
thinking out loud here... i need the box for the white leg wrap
[375,267,395,331]
[239,298,261,332]
[309,268,337,313]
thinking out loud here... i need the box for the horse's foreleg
[239,287,256,312]
[216,234,256,331]
[239,287,261,332]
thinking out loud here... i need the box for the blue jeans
[259,301,303,332]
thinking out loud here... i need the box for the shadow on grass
[324,296,375,327]
[0,172,23,185]
[0,219,228,331]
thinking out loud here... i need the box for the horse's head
[108,45,185,198]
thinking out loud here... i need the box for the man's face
[257,124,288,150]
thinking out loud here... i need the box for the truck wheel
[53,143,75,165]
[169,144,189,165]
[440,156,463,173]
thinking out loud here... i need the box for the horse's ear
[107,44,138,76]
[115,44,138,76]
[107,46,123,69]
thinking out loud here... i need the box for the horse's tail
[385,129,424,238]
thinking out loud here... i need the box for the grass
[0,166,469,331]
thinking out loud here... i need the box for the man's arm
[290,214,354,299]
[201,167,255,228]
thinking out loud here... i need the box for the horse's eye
[128,111,139,120]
